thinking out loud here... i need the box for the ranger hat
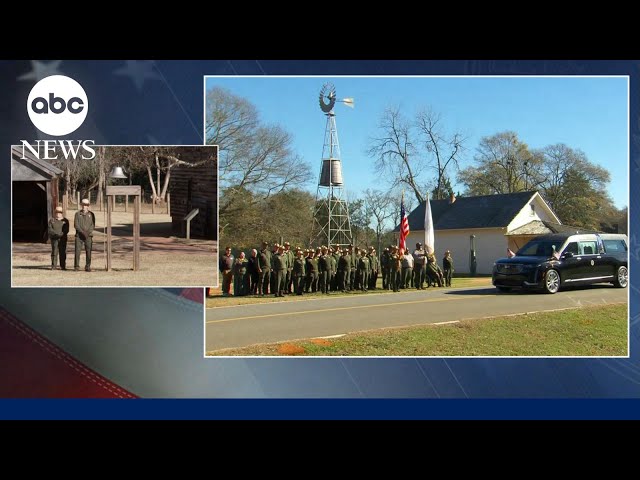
[81,198,90,206]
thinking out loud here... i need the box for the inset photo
[11,145,218,287]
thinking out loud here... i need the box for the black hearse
[492,233,628,294]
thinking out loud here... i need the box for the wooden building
[12,145,63,242]
[169,146,218,240]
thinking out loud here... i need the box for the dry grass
[12,211,217,287]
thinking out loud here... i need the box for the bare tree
[364,189,395,254]
[416,108,466,199]
[205,86,312,218]
[368,106,426,203]
[369,106,467,205]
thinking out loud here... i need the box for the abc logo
[27,75,88,136]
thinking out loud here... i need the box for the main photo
[204,76,628,357]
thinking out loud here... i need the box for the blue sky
[205,76,629,209]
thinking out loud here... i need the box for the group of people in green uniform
[47,199,95,272]
[215,240,454,298]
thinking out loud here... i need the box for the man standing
[48,206,69,270]
[74,198,95,272]
[219,247,234,296]
[284,242,294,294]
[401,248,414,289]
[258,241,271,296]
[443,250,454,287]
[413,242,427,290]
[292,249,306,295]
[273,245,287,297]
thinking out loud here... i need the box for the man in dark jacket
[74,199,95,272]
[257,241,271,296]
[48,206,69,270]
[219,246,234,296]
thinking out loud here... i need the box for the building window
[530,204,535,216]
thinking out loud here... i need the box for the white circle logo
[27,75,88,136]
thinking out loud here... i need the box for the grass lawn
[206,275,493,308]
[207,303,628,357]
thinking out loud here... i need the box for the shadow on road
[444,288,499,296]
[446,284,620,296]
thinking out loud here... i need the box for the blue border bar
[3,399,640,420]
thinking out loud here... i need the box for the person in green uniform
[233,251,249,296]
[426,252,444,287]
[258,241,271,296]
[219,246,235,296]
[381,247,390,290]
[443,250,454,287]
[74,198,95,272]
[349,245,357,291]
[284,242,294,294]
[293,249,306,295]
[342,248,351,292]
[337,249,349,292]
[48,206,69,270]
[317,246,328,294]
[368,247,378,290]
[358,249,370,292]
[273,245,287,297]
[390,247,402,292]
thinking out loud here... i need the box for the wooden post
[62,193,68,218]
[125,194,128,213]
[134,195,140,271]
[167,192,170,216]
[151,196,155,214]
[76,191,80,208]
[106,196,112,271]
[106,186,141,272]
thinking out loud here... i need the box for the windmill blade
[342,97,355,108]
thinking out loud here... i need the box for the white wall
[406,228,507,275]
[508,193,559,231]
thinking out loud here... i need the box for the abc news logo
[31,93,84,114]
[22,74,96,160]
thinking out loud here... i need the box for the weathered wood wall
[169,147,218,240]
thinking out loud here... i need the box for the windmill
[310,82,354,248]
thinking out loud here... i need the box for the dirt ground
[12,211,217,287]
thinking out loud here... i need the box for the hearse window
[564,242,579,255]
[578,241,597,255]
[518,241,556,257]
[603,239,627,253]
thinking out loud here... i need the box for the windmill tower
[311,82,354,248]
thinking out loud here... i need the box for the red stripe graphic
[180,288,204,304]
[0,308,137,398]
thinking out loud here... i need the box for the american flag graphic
[399,196,409,253]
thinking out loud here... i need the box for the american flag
[399,194,410,252]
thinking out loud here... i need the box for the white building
[399,191,582,275]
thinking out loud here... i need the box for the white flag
[424,195,434,255]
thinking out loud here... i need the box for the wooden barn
[169,146,218,240]
[12,145,63,242]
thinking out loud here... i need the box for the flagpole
[399,190,404,250]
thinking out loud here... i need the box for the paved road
[205,285,628,351]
